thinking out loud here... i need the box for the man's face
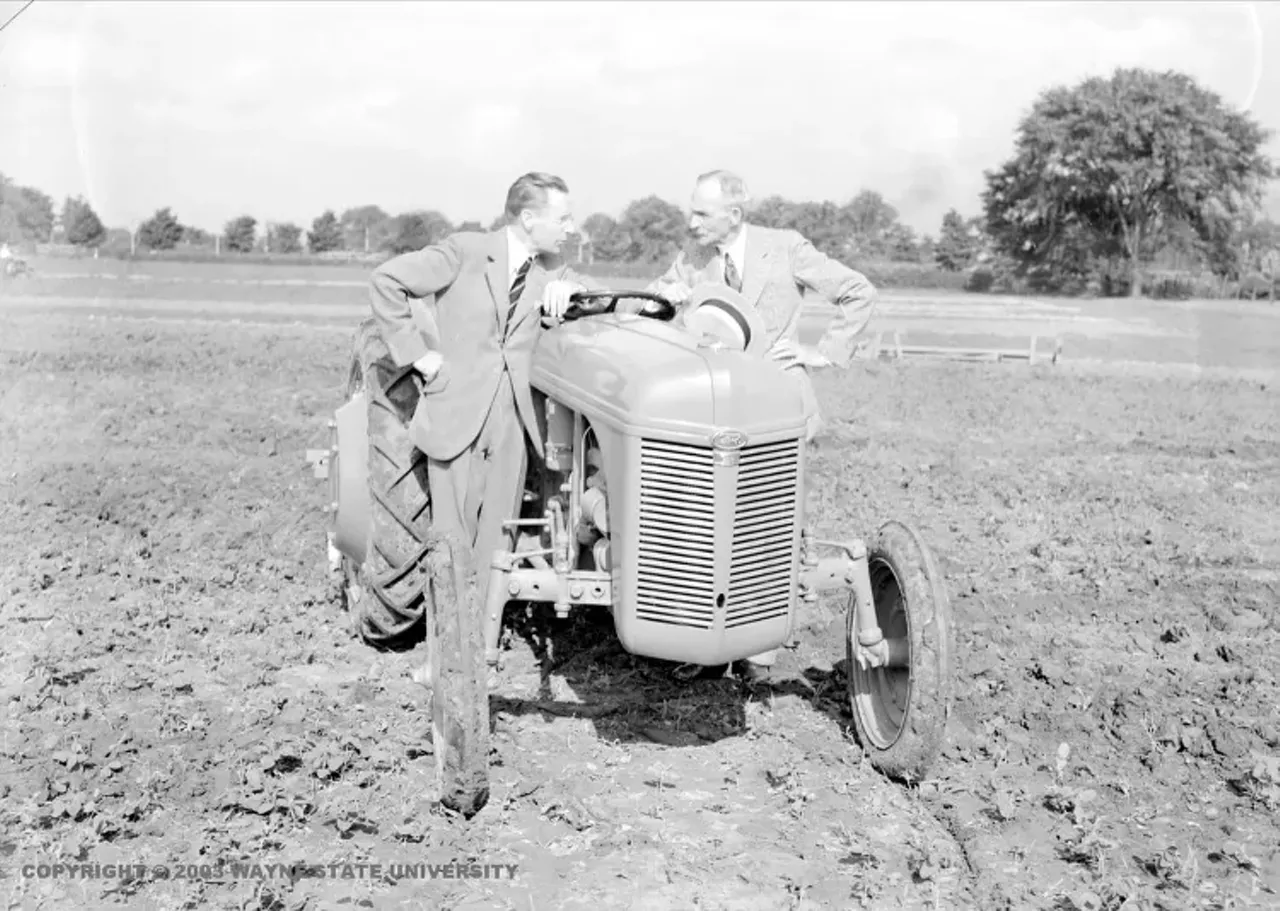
[688,181,742,247]
[520,189,575,255]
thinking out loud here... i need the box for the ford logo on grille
[710,429,747,450]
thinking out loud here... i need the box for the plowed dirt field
[1,270,1278,911]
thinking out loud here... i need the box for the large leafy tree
[268,222,303,254]
[581,213,630,262]
[0,174,55,244]
[61,195,106,247]
[841,190,900,260]
[223,215,257,253]
[934,209,979,271]
[749,196,854,259]
[615,195,687,264]
[307,210,343,253]
[137,207,184,250]
[983,67,1275,296]
[382,210,452,254]
[340,205,392,252]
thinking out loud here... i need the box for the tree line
[0,179,980,270]
[3,67,1277,298]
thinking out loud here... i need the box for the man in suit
[368,172,601,599]
[649,169,878,683]
[648,169,877,442]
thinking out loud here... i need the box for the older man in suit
[369,171,600,597]
[648,169,877,442]
[649,169,878,683]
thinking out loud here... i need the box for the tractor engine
[528,311,809,668]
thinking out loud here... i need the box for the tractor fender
[330,388,371,566]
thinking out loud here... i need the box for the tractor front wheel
[846,520,953,782]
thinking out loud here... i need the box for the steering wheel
[562,290,677,323]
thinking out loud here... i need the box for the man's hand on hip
[541,280,585,323]
[413,350,443,383]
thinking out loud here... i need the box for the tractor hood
[530,314,807,444]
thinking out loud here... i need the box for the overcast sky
[2,1,1277,237]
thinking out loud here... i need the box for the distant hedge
[27,243,1274,300]
[34,243,385,269]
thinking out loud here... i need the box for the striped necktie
[506,256,532,333]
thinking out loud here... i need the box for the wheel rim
[850,556,912,749]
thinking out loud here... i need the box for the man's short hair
[695,170,751,210]
[504,172,569,221]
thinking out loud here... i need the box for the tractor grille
[635,439,717,628]
[726,440,800,629]
[634,437,800,630]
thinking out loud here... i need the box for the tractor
[312,284,954,818]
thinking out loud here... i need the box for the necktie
[723,253,741,292]
[506,257,532,333]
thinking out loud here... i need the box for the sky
[1,0,1278,237]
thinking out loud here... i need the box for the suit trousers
[425,369,528,604]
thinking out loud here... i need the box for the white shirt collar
[505,226,534,283]
[717,224,748,270]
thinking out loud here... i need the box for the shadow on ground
[354,593,863,758]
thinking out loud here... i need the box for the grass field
[1,260,1277,909]
[8,254,1280,375]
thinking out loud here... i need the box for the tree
[917,233,937,266]
[223,215,257,253]
[1238,217,1280,273]
[615,195,687,264]
[934,209,978,271]
[879,224,917,262]
[307,210,343,253]
[581,213,630,262]
[61,195,106,247]
[842,190,900,259]
[749,197,851,258]
[340,205,391,252]
[382,210,452,254]
[749,195,797,231]
[182,225,213,247]
[982,67,1275,297]
[0,174,55,244]
[456,220,483,233]
[137,207,184,250]
[268,222,303,254]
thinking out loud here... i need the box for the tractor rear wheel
[847,520,953,782]
[338,319,433,647]
[335,320,491,816]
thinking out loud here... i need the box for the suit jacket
[645,223,877,369]
[368,229,600,462]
